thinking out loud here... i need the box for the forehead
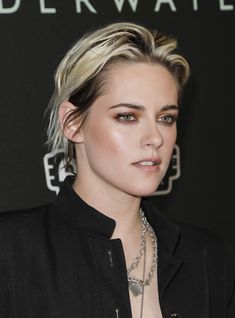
[101,62,178,104]
[85,62,179,120]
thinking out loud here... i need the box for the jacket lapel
[141,198,183,296]
[157,243,183,297]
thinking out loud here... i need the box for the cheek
[86,122,129,156]
[167,124,177,140]
[161,127,177,152]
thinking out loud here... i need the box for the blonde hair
[46,22,190,167]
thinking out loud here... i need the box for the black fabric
[0,177,234,318]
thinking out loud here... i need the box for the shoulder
[173,220,235,310]
[173,219,235,266]
[176,220,232,248]
[0,204,54,244]
[144,200,234,261]
[0,204,52,225]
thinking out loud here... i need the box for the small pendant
[129,280,143,297]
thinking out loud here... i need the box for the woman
[0,22,234,318]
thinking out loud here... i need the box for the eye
[116,113,136,122]
[157,114,178,126]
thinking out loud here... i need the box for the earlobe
[58,101,84,143]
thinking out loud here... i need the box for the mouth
[135,161,159,166]
[132,158,161,168]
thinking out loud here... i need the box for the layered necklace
[127,208,158,317]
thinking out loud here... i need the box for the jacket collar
[55,176,183,296]
[54,176,180,253]
[141,197,180,255]
[54,176,116,238]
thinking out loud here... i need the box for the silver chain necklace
[127,208,158,297]
[140,229,147,318]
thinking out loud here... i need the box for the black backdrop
[1,0,235,247]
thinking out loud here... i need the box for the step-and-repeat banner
[0,0,235,245]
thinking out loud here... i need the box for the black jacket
[0,177,234,318]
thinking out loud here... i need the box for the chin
[127,182,161,197]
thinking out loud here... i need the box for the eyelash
[116,113,136,122]
[116,112,178,125]
[158,114,178,125]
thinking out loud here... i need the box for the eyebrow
[108,103,179,111]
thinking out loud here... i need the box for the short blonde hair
[46,22,190,167]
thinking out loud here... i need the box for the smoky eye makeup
[115,112,137,122]
[157,113,178,125]
[111,103,179,125]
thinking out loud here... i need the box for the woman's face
[76,62,178,197]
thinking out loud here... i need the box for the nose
[140,121,163,150]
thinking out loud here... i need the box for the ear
[58,101,84,143]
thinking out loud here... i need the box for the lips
[132,157,161,166]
